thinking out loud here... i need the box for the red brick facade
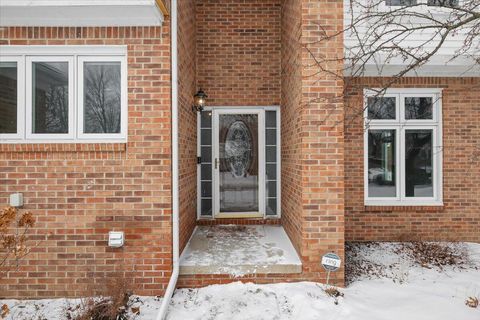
[345,77,480,242]
[1,0,479,299]
[280,0,303,256]
[280,0,346,286]
[196,0,281,106]
[178,0,198,253]
[0,26,173,298]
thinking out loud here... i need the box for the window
[26,57,74,140]
[0,57,24,140]
[265,110,279,216]
[364,89,442,206]
[427,0,459,7]
[0,46,127,143]
[385,0,417,6]
[78,57,126,140]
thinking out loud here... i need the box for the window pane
[266,198,277,216]
[201,164,212,180]
[266,128,276,145]
[201,199,212,216]
[405,130,433,197]
[201,146,212,163]
[33,62,69,134]
[405,97,433,120]
[0,62,17,134]
[266,111,276,127]
[201,181,212,198]
[84,62,121,134]
[368,130,396,197]
[201,128,211,143]
[266,164,276,180]
[386,0,416,5]
[427,0,458,7]
[267,181,277,197]
[367,97,396,120]
[266,146,276,163]
[201,111,212,128]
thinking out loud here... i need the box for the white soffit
[345,54,480,77]
[0,0,165,27]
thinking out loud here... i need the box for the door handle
[215,158,218,169]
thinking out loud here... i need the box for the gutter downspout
[156,0,179,318]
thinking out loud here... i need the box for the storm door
[213,109,265,217]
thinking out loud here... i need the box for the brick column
[299,0,345,285]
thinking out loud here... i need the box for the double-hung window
[364,89,443,206]
[0,46,127,143]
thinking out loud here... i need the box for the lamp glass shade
[194,90,207,109]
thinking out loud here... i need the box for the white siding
[344,0,480,76]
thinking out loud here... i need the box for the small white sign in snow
[321,253,341,272]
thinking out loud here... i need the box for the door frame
[212,108,265,218]
[197,106,281,220]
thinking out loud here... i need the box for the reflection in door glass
[219,114,259,212]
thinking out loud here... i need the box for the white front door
[213,109,265,218]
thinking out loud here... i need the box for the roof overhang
[0,0,168,27]
[345,54,480,78]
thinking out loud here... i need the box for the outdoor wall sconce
[193,89,208,112]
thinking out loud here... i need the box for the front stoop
[179,225,302,276]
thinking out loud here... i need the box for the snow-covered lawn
[2,242,479,320]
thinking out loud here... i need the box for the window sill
[364,204,444,212]
[0,143,127,153]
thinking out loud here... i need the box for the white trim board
[0,1,164,27]
[0,46,127,56]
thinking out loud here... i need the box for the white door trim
[212,108,265,218]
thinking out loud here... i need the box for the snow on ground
[0,296,163,320]
[1,242,479,320]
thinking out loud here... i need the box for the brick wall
[280,0,303,256]
[178,0,198,252]
[280,0,345,286]
[0,26,172,298]
[196,0,281,106]
[298,0,345,286]
[345,77,480,242]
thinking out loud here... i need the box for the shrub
[0,206,35,280]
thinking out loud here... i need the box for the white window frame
[77,55,128,141]
[0,45,127,144]
[0,56,24,140]
[26,56,75,140]
[364,88,443,206]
